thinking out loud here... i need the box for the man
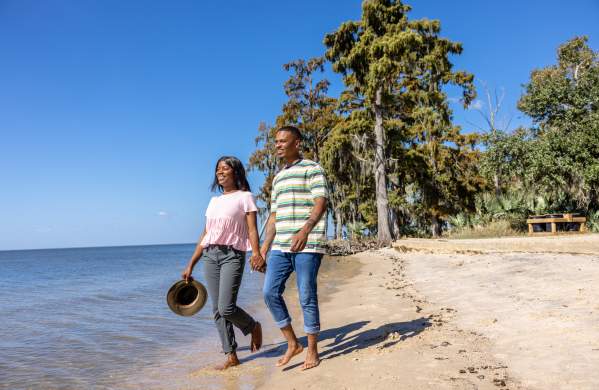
[260,125,328,371]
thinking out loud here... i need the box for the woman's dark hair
[211,156,251,193]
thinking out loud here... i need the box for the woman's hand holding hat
[182,262,194,281]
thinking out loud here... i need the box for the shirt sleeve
[309,165,328,200]
[241,192,258,213]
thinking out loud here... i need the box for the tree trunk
[336,209,343,239]
[330,207,337,239]
[390,208,401,238]
[388,175,401,238]
[431,214,442,237]
[493,173,501,196]
[373,87,393,243]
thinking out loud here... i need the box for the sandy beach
[186,234,599,389]
[188,234,599,390]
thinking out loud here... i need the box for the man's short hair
[277,125,303,141]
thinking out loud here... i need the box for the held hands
[250,252,266,273]
[290,229,309,252]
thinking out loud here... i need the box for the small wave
[93,293,124,301]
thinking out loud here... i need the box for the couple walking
[181,126,328,371]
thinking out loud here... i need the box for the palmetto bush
[479,191,528,228]
[588,210,599,233]
[346,221,368,239]
[448,190,553,236]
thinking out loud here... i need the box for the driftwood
[326,239,388,256]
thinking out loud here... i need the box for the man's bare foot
[276,342,303,367]
[301,348,320,370]
[214,352,240,370]
[250,322,262,352]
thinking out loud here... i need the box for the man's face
[275,130,300,160]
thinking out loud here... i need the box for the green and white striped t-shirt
[271,159,328,253]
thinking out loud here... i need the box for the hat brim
[166,279,208,317]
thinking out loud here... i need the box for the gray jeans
[202,245,256,354]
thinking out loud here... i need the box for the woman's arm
[246,211,265,272]
[245,211,261,255]
[182,227,207,281]
[259,212,276,259]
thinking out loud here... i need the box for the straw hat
[166,279,208,316]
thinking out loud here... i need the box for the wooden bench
[526,213,587,235]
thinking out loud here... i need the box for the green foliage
[248,58,339,212]
[320,117,377,238]
[279,57,339,163]
[588,210,599,233]
[481,36,599,217]
[250,13,598,241]
[448,188,561,235]
[346,221,368,239]
[323,0,482,238]
[480,128,531,187]
[518,36,598,133]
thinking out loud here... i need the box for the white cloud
[157,211,169,217]
[470,99,483,110]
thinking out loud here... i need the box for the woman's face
[216,161,236,190]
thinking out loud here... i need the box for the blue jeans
[263,250,323,334]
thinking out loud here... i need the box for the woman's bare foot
[214,352,240,370]
[250,322,262,352]
[301,348,320,370]
[276,342,304,367]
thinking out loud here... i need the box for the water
[0,244,268,389]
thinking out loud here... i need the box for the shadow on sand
[239,317,431,369]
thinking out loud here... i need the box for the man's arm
[259,212,277,259]
[290,197,327,252]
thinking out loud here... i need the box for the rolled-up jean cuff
[304,325,320,334]
[276,317,292,329]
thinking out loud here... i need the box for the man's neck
[285,155,302,167]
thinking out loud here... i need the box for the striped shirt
[271,159,328,253]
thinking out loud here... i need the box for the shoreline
[151,234,599,389]
[177,254,364,389]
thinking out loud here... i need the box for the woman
[182,156,266,370]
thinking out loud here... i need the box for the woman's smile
[216,162,234,187]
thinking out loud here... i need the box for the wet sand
[178,255,364,390]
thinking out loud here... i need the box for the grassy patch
[446,220,526,239]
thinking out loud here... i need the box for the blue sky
[1,0,597,250]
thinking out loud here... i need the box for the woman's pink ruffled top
[200,191,258,251]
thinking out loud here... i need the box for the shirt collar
[284,158,303,169]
